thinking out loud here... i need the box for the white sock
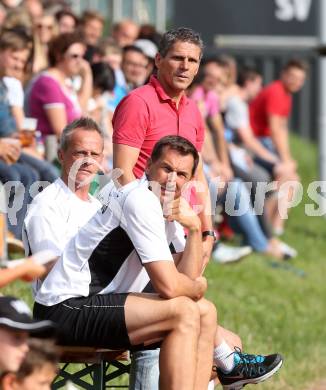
[213,340,235,373]
[207,379,215,390]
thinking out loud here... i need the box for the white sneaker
[279,241,297,258]
[212,243,252,264]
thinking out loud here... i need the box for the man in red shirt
[249,59,307,234]
[112,27,214,262]
[250,59,307,164]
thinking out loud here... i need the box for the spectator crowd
[0,0,305,258]
[0,0,307,389]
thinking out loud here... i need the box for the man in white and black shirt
[32,172,188,306]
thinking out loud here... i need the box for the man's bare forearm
[161,272,206,301]
[146,261,206,301]
[177,226,203,279]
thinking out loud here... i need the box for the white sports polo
[23,178,102,295]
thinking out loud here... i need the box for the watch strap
[202,230,217,241]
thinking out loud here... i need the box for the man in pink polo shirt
[112,29,218,389]
[112,27,215,263]
[113,28,251,267]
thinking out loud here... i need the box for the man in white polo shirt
[23,117,103,295]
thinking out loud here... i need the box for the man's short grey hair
[158,27,204,58]
[60,117,104,151]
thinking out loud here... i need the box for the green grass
[205,134,326,389]
[2,134,326,389]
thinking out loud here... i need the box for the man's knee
[172,296,201,336]
[197,298,218,330]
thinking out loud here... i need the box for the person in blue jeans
[0,32,58,237]
[222,179,278,254]
[0,143,38,239]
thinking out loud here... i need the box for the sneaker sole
[222,358,283,390]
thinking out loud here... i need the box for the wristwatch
[202,230,217,241]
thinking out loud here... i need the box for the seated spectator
[0,32,47,238]
[0,31,58,181]
[26,32,92,139]
[0,137,34,239]
[79,10,104,62]
[249,59,306,235]
[32,11,58,74]
[121,45,149,91]
[55,9,78,34]
[191,62,295,259]
[89,62,116,119]
[0,9,33,83]
[97,38,123,76]
[95,38,127,110]
[190,58,233,183]
[0,31,30,134]
[201,129,292,259]
[226,67,277,166]
[218,54,239,111]
[89,62,116,169]
[134,38,158,82]
[0,296,54,375]
[225,66,289,209]
[112,19,139,48]
[224,66,293,256]
[190,60,256,263]
[80,9,104,47]
[1,338,58,390]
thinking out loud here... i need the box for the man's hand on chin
[164,197,201,232]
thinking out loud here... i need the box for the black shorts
[34,294,131,349]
